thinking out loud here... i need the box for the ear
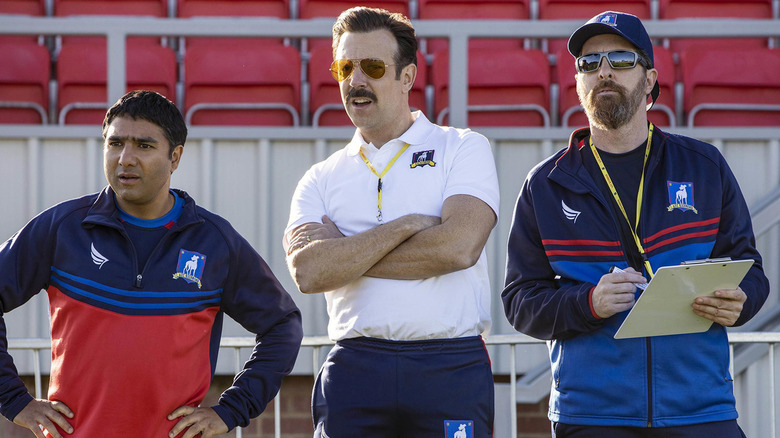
[170,144,184,173]
[401,63,417,94]
[645,68,658,94]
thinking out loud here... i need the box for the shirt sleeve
[0,210,59,420]
[442,131,500,220]
[213,231,303,430]
[501,173,605,340]
[284,164,328,237]
[710,154,769,326]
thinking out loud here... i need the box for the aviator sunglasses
[330,58,395,81]
[576,50,648,73]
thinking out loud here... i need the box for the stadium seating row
[2,0,777,20]
[3,40,780,127]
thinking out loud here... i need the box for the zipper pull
[135,274,142,288]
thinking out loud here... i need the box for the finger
[713,288,746,302]
[29,425,47,438]
[169,405,196,420]
[181,420,205,438]
[321,215,333,225]
[46,412,74,435]
[51,401,74,418]
[40,420,64,438]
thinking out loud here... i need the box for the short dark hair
[102,90,187,157]
[332,6,418,79]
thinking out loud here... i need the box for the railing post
[510,344,517,438]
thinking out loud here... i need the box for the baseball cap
[568,11,659,109]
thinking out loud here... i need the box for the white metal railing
[8,332,779,437]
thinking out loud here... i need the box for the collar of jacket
[549,124,668,194]
[81,186,204,231]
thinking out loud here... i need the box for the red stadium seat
[658,0,772,52]
[298,0,411,52]
[417,0,528,53]
[177,0,288,17]
[297,0,409,19]
[308,45,428,126]
[0,0,45,44]
[538,0,651,54]
[57,42,177,124]
[432,48,551,127]
[682,47,780,127]
[177,0,289,50]
[0,0,44,15]
[0,42,50,124]
[55,0,166,16]
[557,47,677,128]
[54,0,167,46]
[184,43,301,126]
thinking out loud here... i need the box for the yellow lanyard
[589,124,655,278]
[359,143,410,223]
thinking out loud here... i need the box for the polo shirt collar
[346,111,435,157]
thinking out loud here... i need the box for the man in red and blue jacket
[0,90,303,437]
[502,11,769,438]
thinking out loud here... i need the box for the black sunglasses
[576,50,647,73]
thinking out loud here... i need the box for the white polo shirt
[285,112,499,341]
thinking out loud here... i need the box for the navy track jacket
[0,187,303,435]
[503,126,769,427]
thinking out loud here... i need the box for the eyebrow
[107,135,159,144]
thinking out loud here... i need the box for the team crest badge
[597,12,618,26]
[666,181,698,213]
[172,249,206,289]
[445,420,473,438]
[411,150,436,168]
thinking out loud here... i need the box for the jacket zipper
[646,337,652,427]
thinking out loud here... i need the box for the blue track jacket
[502,126,769,427]
[0,187,303,435]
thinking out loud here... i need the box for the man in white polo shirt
[283,6,499,438]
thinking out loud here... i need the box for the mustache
[347,88,378,102]
[592,80,627,96]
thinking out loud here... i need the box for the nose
[597,56,614,79]
[117,145,137,167]
[348,63,369,88]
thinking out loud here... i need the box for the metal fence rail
[8,332,779,437]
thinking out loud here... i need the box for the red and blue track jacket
[502,126,769,427]
[0,187,303,436]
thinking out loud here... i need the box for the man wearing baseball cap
[503,11,768,437]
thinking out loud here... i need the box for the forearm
[364,222,482,279]
[213,311,303,429]
[365,194,496,280]
[287,214,436,293]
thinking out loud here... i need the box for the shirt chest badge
[172,249,206,288]
[410,150,436,168]
[667,181,698,213]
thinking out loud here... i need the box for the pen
[609,266,648,291]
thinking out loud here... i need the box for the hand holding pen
[590,266,648,319]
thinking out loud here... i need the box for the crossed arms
[284,194,497,294]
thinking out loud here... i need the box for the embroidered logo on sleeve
[666,181,698,213]
[562,200,582,223]
[172,249,206,289]
[411,150,436,168]
[91,242,109,269]
[445,420,473,438]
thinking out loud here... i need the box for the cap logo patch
[598,12,618,26]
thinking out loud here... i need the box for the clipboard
[613,259,754,339]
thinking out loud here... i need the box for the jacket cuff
[587,286,602,320]
[211,404,237,432]
[3,392,34,422]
